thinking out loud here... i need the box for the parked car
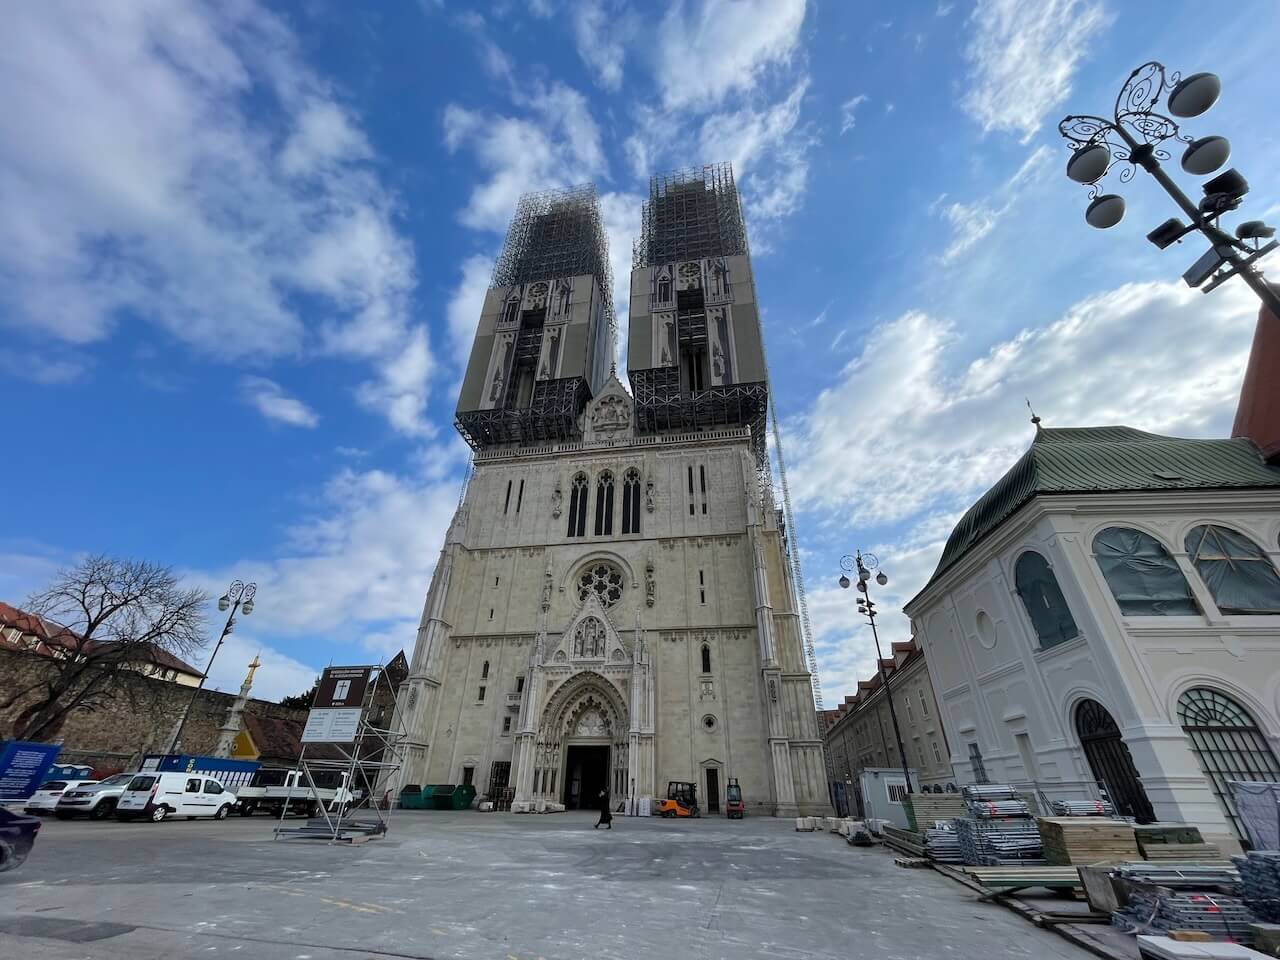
[115,772,235,822]
[0,808,41,873]
[23,779,99,815]
[54,772,137,821]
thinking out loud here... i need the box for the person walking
[594,788,612,829]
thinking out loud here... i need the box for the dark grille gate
[1177,688,1280,842]
[1076,698,1156,823]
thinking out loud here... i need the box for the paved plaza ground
[0,810,1096,959]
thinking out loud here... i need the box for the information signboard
[301,708,363,743]
[0,740,62,801]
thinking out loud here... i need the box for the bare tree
[1,556,208,742]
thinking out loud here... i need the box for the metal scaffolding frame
[633,163,749,269]
[492,182,615,344]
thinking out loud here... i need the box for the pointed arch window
[1178,688,1280,841]
[481,660,490,679]
[1185,524,1280,614]
[566,473,588,537]
[1094,527,1199,615]
[594,470,614,536]
[1014,551,1080,648]
[700,644,712,674]
[622,469,641,534]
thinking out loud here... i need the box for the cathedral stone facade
[396,170,829,816]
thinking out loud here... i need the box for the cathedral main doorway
[564,744,609,810]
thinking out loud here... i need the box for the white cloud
[789,278,1256,534]
[241,376,320,428]
[443,83,607,234]
[599,190,645,361]
[0,2,431,435]
[574,1,627,91]
[935,146,1051,263]
[963,0,1111,141]
[698,80,816,225]
[446,255,495,369]
[654,0,807,111]
[202,633,320,702]
[197,446,469,661]
[840,94,868,135]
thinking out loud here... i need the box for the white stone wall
[909,490,1280,850]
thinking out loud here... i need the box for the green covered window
[1094,527,1198,615]
[1185,524,1280,614]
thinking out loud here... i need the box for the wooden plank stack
[1038,817,1139,866]
[902,792,967,832]
[1141,842,1227,863]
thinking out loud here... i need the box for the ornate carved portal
[529,673,630,808]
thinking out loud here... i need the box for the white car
[115,772,235,822]
[24,779,99,815]
[54,772,137,820]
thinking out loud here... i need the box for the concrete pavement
[0,810,1095,959]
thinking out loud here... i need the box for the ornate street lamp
[167,580,258,755]
[839,552,912,794]
[1060,61,1280,316]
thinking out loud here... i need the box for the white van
[115,772,235,822]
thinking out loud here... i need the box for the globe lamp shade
[1066,144,1110,184]
[1181,136,1230,176]
[1086,194,1126,229]
[1167,72,1221,118]
[838,575,850,589]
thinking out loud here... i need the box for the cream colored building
[905,424,1280,852]
[395,171,829,817]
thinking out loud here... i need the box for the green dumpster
[431,784,477,810]
[399,785,427,810]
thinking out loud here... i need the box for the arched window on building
[1014,551,1080,648]
[700,644,712,674]
[1094,526,1199,615]
[621,469,641,535]
[1177,688,1280,841]
[481,660,489,679]
[594,471,614,536]
[566,473,588,537]
[1185,524,1280,614]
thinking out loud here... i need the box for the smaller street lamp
[1060,61,1280,317]
[167,580,258,755]
[839,552,913,795]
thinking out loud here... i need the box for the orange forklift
[655,781,700,818]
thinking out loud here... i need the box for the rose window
[578,562,623,608]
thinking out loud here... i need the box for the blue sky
[3,0,1278,703]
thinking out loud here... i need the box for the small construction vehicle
[656,781,700,818]
[725,778,745,819]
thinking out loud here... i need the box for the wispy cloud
[241,376,319,428]
[962,0,1111,141]
[840,94,869,135]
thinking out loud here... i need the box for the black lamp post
[1060,61,1280,316]
[839,552,912,794]
[167,580,257,755]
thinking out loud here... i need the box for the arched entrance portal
[533,672,629,810]
[1075,698,1155,823]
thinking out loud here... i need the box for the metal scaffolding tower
[492,182,615,343]
[632,163,749,269]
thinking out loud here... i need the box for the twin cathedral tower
[396,164,829,816]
